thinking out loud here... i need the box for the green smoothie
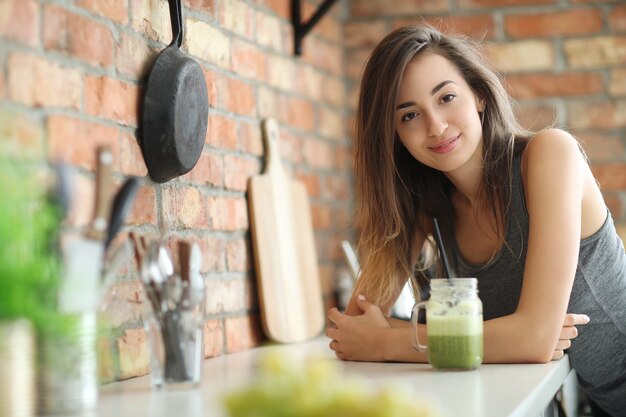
[427,313,483,370]
[428,335,483,369]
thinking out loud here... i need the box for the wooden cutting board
[248,118,325,343]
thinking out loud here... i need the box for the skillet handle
[168,0,183,48]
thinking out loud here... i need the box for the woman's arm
[483,129,602,362]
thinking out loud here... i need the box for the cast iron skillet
[141,0,208,183]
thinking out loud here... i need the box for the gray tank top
[448,149,626,416]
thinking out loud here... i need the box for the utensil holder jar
[37,312,98,415]
[0,319,36,417]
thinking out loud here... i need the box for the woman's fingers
[563,313,590,327]
[555,339,571,350]
[559,325,578,340]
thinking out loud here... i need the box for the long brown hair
[353,24,531,307]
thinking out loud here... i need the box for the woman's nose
[426,113,448,137]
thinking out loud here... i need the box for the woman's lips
[430,134,460,154]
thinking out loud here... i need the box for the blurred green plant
[0,156,70,338]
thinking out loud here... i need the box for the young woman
[326,25,626,416]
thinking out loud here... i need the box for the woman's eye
[401,111,419,122]
[441,94,456,103]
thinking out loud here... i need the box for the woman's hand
[552,313,590,360]
[326,295,391,361]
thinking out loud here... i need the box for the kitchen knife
[59,146,113,312]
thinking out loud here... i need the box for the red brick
[186,19,231,69]
[205,278,247,314]
[267,54,295,92]
[8,53,82,109]
[208,196,248,231]
[576,132,625,163]
[297,172,322,198]
[0,108,44,157]
[202,68,219,109]
[184,152,224,186]
[296,66,323,101]
[345,48,371,81]
[564,36,626,68]
[504,72,604,99]
[225,315,264,353]
[319,107,344,140]
[591,164,626,191]
[404,15,497,40]
[185,0,215,13]
[350,0,449,16]
[486,41,555,72]
[272,127,303,165]
[323,175,349,200]
[304,138,334,170]
[610,4,626,32]
[117,328,149,379]
[231,39,268,81]
[239,121,264,156]
[224,155,260,192]
[609,68,626,96]
[131,0,170,44]
[515,103,557,131]
[43,4,114,68]
[85,76,141,126]
[226,238,249,272]
[126,186,157,226]
[76,0,128,24]
[302,0,341,42]
[116,32,157,80]
[287,97,315,132]
[568,99,626,129]
[201,236,227,272]
[311,204,332,230]
[100,280,145,328]
[120,133,148,177]
[255,10,285,53]
[505,9,602,38]
[301,36,342,75]
[203,319,224,358]
[163,186,207,229]
[97,336,116,383]
[263,0,289,19]
[0,0,39,47]
[46,115,120,171]
[460,0,554,7]
[220,77,256,117]
[220,0,254,38]
[206,114,238,150]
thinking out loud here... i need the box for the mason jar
[411,278,483,370]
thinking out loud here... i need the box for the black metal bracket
[291,0,338,56]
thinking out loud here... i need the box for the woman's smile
[429,133,460,154]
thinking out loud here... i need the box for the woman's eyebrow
[395,80,459,111]
[430,80,457,95]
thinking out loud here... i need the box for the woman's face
[395,52,484,175]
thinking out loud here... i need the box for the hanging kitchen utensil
[141,0,208,183]
[248,118,325,343]
[105,177,139,250]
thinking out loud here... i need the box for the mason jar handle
[411,301,428,351]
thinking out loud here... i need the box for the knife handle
[179,241,191,282]
[261,118,284,175]
[87,145,113,240]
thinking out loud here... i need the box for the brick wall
[2,0,625,383]
[345,0,626,236]
[0,0,350,382]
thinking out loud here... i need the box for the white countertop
[96,337,572,417]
